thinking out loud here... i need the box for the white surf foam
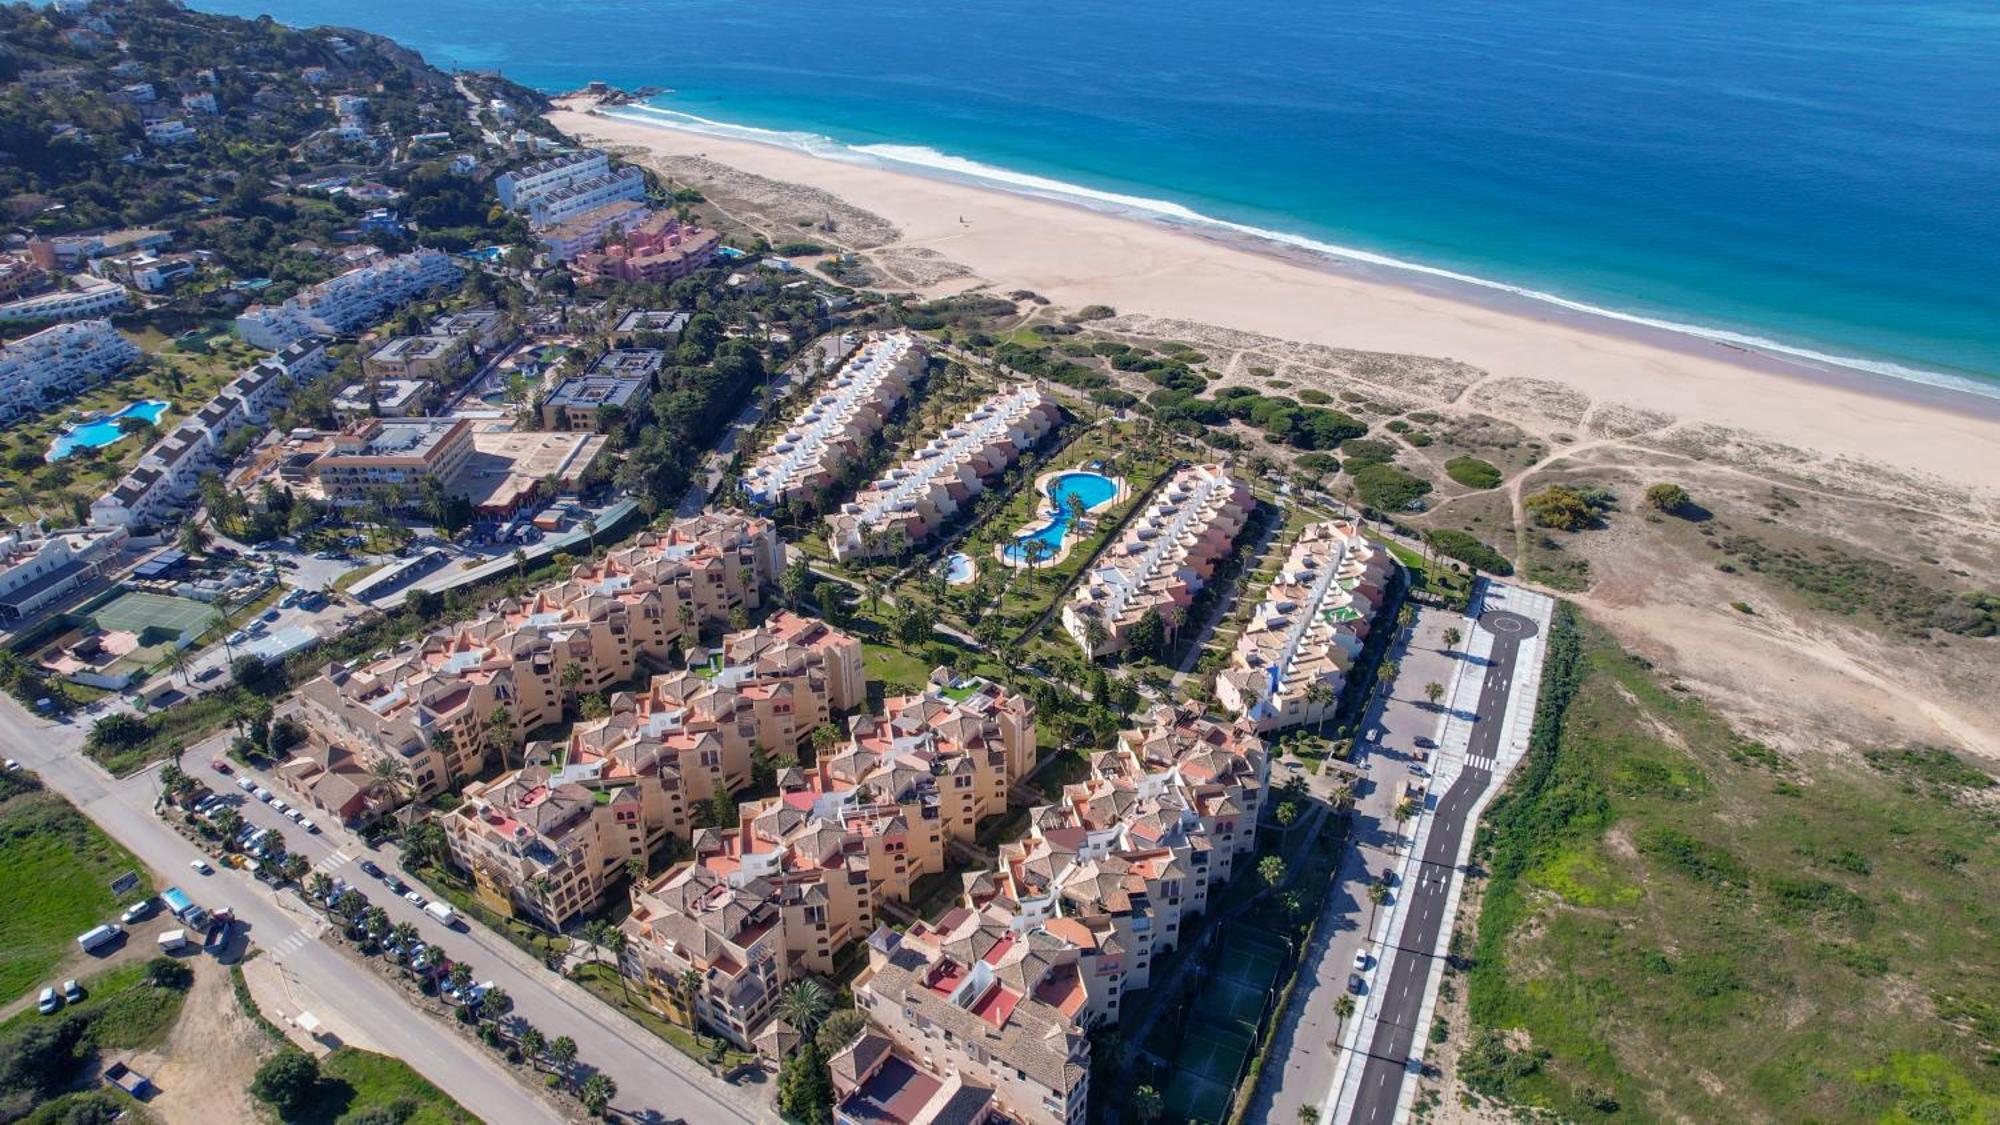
[607,103,1999,400]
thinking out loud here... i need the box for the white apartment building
[495,150,610,211]
[827,383,1059,562]
[0,320,141,424]
[524,167,649,231]
[0,277,129,324]
[234,250,460,350]
[1214,520,1394,732]
[742,333,927,509]
[539,198,654,262]
[0,524,129,621]
[144,119,196,146]
[1061,464,1255,659]
[91,338,331,529]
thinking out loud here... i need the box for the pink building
[574,212,723,284]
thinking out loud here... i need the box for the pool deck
[993,467,1129,570]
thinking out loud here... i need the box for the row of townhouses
[826,383,1061,563]
[90,337,332,529]
[1061,463,1256,659]
[616,669,1038,1046]
[742,332,928,509]
[1215,519,1394,731]
[284,512,784,821]
[233,249,461,351]
[0,319,142,425]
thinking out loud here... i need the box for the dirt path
[129,959,273,1125]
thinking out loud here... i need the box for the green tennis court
[85,590,213,641]
[1164,1069,1232,1125]
[1214,976,1268,1033]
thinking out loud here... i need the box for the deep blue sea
[187,0,2000,391]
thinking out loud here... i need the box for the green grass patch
[0,958,189,1046]
[291,1047,481,1125]
[1444,456,1503,489]
[1466,605,2000,1121]
[0,783,148,1005]
[571,961,756,1072]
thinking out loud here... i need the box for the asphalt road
[1347,609,1538,1125]
[0,697,764,1124]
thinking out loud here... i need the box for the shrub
[250,1049,321,1116]
[1525,485,1612,531]
[1644,482,1691,513]
[1425,529,1512,575]
[1351,463,1432,512]
[144,956,193,990]
[1339,438,1399,468]
[1444,456,1502,490]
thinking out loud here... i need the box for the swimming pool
[47,400,170,461]
[1003,471,1119,565]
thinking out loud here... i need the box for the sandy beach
[550,103,2000,497]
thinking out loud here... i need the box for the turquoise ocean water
[189,0,2000,392]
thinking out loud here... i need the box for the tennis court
[1165,1024,1255,1123]
[86,590,213,642]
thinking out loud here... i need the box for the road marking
[312,849,352,874]
[269,927,315,957]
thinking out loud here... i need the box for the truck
[423,901,459,928]
[205,910,234,951]
[160,885,196,920]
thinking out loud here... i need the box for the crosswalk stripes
[269,927,316,957]
[311,848,353,875]
[1466,753,1496,771]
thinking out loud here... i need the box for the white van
[423,901,459,928]
[76,923,122,952]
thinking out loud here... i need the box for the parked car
[237,777,256,792]
[211,758,231,774]
[1353,950,1370,972]
[261,609,280,622]
[254,787,272,802]
[285,808,303,822]
[270,798,288,813]
[121,899,153,924]
[62,979,83,1004]
[1348,973,1366,995]
[189,858,212,875]
[299,817,318,833]
[37,987,59,1015]
[401,891,425,908]
[227,631,249,645]
[359,860,384,879]
[385,876,409,896]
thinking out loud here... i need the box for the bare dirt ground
[127,959,272,1125]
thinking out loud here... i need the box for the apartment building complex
[1061,464,1255,659]
[617,670,1037,1048]
[541,349,660,431]
[495,149,649,231]
[826,383,1060,563]
[1214,520,1394,731]
[0,523,128,621]
[0,320,141,425]
[539,198,652,263]
[495,150,609,210]
[233,249,460,350]
[361,331,473,382]
[286,512,782,817]
[311,419,475,508]
[0,276,128,324]
[572,211,722,285]
[851,922,1092,1125]
[742,333,927,509]
[90,338,333,528]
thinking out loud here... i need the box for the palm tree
[1424,680,1444,707]
[677,968,703,1028]
[486,704,514,768]
[603,928,630,996]
[513,548,529,579]
[308,873,334,902]
[582,516,598,556]
[561,661,585,713]
[448,961,474,996]
[1442,626,1462,649]
[1133,1086,1164,1124]
[548,1035,578,1083]
[391,921,419,950]
[777,977,833,1036]
[364,906,390,940]
[179,518,211,557]
[168,644,194,687]
[481,985,511,1017]
[519,1025,547,1068]
[580,1072,617,1118]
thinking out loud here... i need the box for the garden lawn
[0,784,148,1005]
[294,1047,480,1125]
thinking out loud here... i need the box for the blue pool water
[1004,472,1118,565]
[48,400,170,461]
